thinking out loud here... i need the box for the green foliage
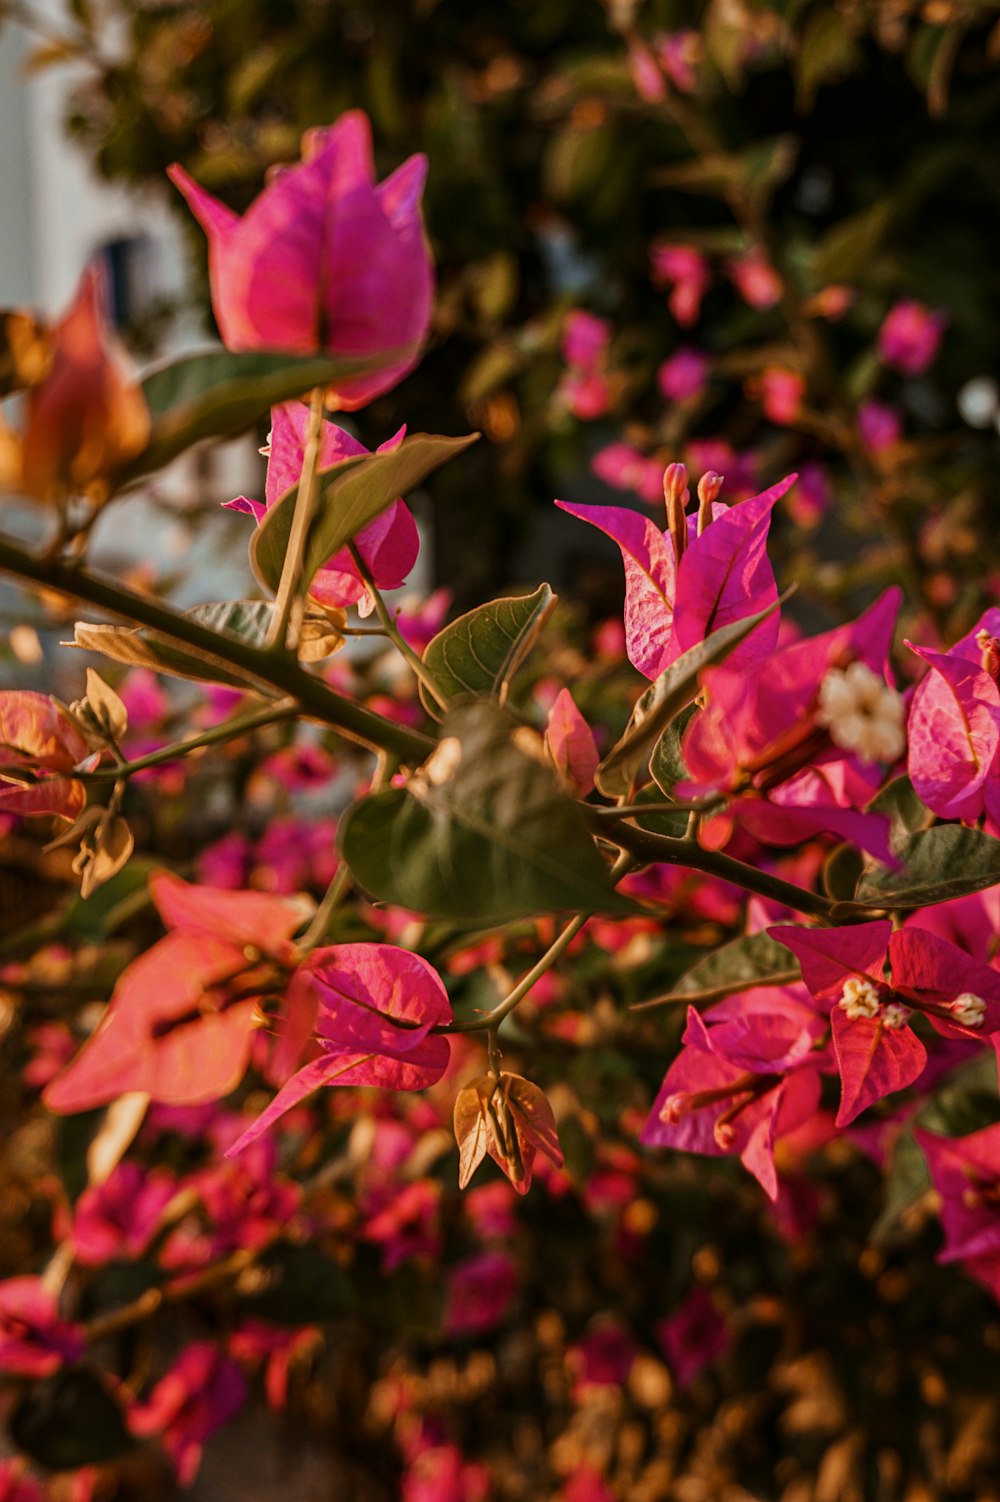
[419,582,556,714]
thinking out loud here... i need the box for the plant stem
[84,1248,257,1344]
[346,541,450,713]
[264,386,325,652]
[79,700,299,780]
[441,852,636,1034]
[630,969,802,1013]
[606,818,835,920]
[0,534,434,764]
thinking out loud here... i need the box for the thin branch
[79,700,299,780]
[347,541,450,713]
[0,533,434,764]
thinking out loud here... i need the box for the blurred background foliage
[26,0,1000,626]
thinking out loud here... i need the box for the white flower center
[882,1001,912,1030]
[839,977,882,1020]
[951,992,987,1028]
[816,662,906,764]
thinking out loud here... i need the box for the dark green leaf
[250,432,478,596]
[822,843,863,903]
[122,349,383,484]
[839,825,1000,916]
[634,931,800,1012]
[867,776,936,847]
[419,583,556,714]
[870,1129,931,1249]
[10,1367,135,1469]
[596,596,782,797]
[649,705,696,797]
[340,700,635,924]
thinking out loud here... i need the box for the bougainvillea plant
[4,83,1000,1498]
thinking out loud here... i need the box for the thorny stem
[346,541,451,713]
[264,387,326,653]
[0,533,434,764]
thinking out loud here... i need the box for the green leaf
[64,856,160,942]
[867,775,936,847]
[339,700,635,925]
[596,596,782,797]
[635,930,800,1012]
[839,825,1000,916]
[870,1129,931,1249]
[68,601,276,689]
[10,1367,135,1468]
[250,432,479,596]
[121,349,384,484]
[419,583,556,715]
[649,705,696,797]
[796,9,862,111]
[812,198,895,284]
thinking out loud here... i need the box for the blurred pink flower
[727,248,783,310]
[562,311,611,369]
[649,243,710,327]
[759,367,805,426]
[591,442,664,506]
[655,30,702,93]
[657,346,709,404]
[169,111,433,409]
[657,1286,729,1388]
[878,299,947,375]
[858,398,902,454]
[0,1277,84,1377]
[443,1250,519,1338]
[129,1342,247,1486]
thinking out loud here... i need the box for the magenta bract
[169,111,433,409]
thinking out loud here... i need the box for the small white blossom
[951,992,987,1029]
[839,976,882,1020]
[816,661,906,764]
[881,1002,912,1030]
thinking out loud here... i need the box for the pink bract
[168,111,432,410]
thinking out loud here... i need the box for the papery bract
[228,943,452,1152]
[71,1160,177,1266]
[454,1071,563,1195]
[169,111,432,409]
[443,1249,519,1337]
[129,1341,247,1486]
[916,1124,1000,1292]
[556,476,790,680]
[0,690,93,820]
[44,874,305,1112]
[16,266,149,502]
[227,399,418,610]
[545,688,599,796]
[0,1277,84,1377]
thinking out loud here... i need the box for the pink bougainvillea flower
[878,299,947,375]
[641,1004,826,1198]
[70,1160,178,1266]
[654,29,702,93]
[591,442,665,506]
[915,1124,1000,1297]
[858,398,902,455]
[787,459,830,529]
[0,1460,45,1502]
[562,310,611,369]
[229,1320,321,1412]
[657,346,709,404]
[906,609,1000,830]
[0,690,95,820]
[443,1249,519,1338]
[685,439,758,500]
[556,471,793,680]
[680,590,903,853]
[656,1285,730,1389]
[771,921,1000,1126]
[44,874,306,1112]
[727,248,783,310]
[0,1277,84,1377]
[226,399,417,612]
[129,1341,247,1486]
[169,112,432,409]
[649,243,711,326]
[15,265,150,503]
[758,367,805,426]
[228,943,452,1153]
[401,1441,491,1502]
[545,688,599,796]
